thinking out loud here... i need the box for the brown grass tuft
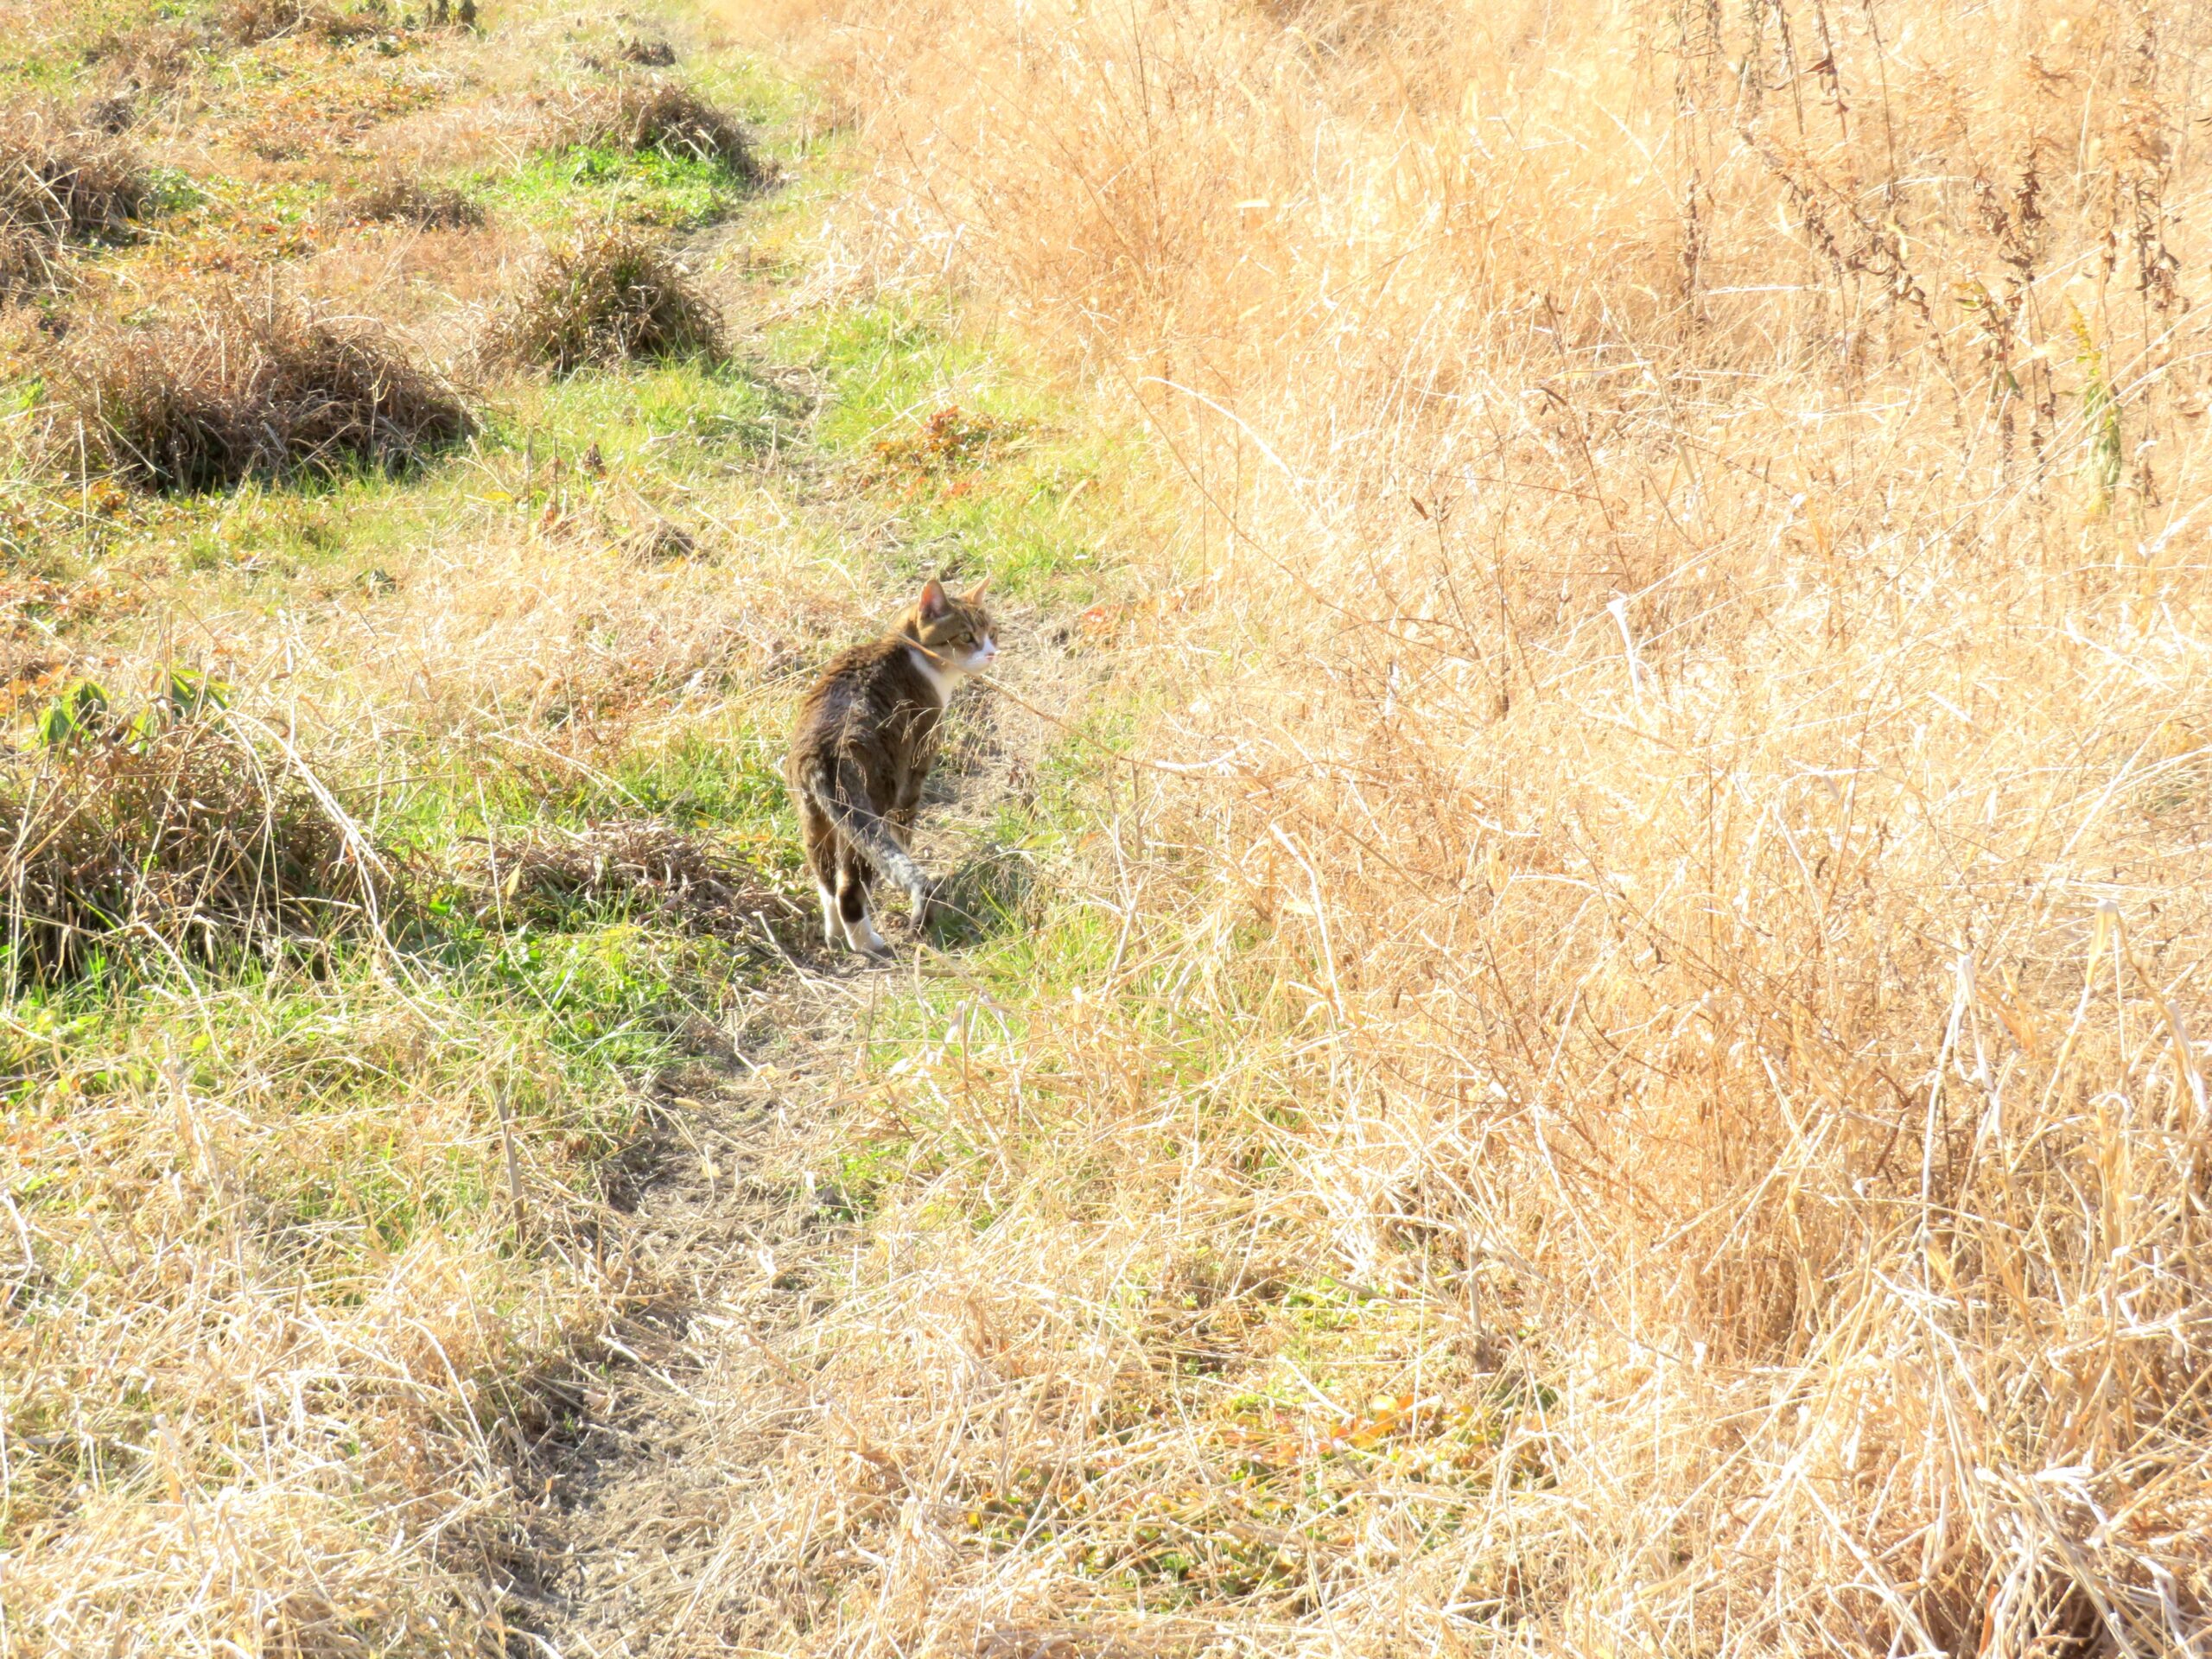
[619,517,698,563]
[617,36,678,67]
[79,94,136,136]
[0,108,150,293]
[551,74,760,178]
[53,292,474,493]
[336,169,486,229]
[488,228,724,372]
[462,819,795,936]
[83,21,201,96]
[219,0,378,47]
[0,712,387,984]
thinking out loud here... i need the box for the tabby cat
[785,577,997,955]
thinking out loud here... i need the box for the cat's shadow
[926,842,1036,947]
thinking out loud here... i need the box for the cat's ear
[963,575,991,601]
[917,578,950,620]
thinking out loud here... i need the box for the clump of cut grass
[620,517,698,562]
[489,229,725,372]
[219,0,378,46]
[0,108,150,293]
[53,293,474,493]
[79,94,136,136]
[337,170,486,229]
[84,21,201,95]
[618,37,678,67]
[552,75,761,179]
[0,711,386,983]
[463,819,792,935]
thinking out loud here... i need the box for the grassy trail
[468,67,1119,1652]
[0,3,1135,1648]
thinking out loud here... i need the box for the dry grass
[460,818,796,935]
[671,0,2212,1651]
[620,516,698,562]
[0,949,637,1656]
[550,73,760,177]
[0,710,387,984]
[0,106,149,292]
[82,22,202,97]
[336,169,486,229]
[0,4,810,1649]
[77,94,136,137]
[219,0,378,48]
[488,227,725,372]
[52,292,474,492]
[11,0,2209,1647]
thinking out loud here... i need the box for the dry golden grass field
[2,0,2210,1654]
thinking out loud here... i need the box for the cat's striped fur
[785,578,996,955]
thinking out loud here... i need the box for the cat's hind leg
[837,844,891,957]
[800,799,842,946]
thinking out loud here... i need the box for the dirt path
[497,967,868,1658]
[493,664,1059,1657]
[474,50,1085,1643]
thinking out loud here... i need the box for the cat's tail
[798,754,933,916]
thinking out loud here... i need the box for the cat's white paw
[843,911,892,957]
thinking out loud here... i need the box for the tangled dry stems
[78,94,136,137]
[619,517,698,563]
[52,293,474,492]
[337,170,486,229]
[489,228,724,372]
[83,22,201,95]
[461,819,793,936]
[0,107,150,293]
[0,717,387,983]
[219,0,378,47]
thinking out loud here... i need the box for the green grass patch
[603,722,791,834]
[482,143,749,232]
[499,355,806,466]
[772,302,1134,598]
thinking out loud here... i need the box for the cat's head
[906,576,997,676]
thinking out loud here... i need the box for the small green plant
[37,669,235,753]
[2067,298,2124,508]
[34,678,112,748]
